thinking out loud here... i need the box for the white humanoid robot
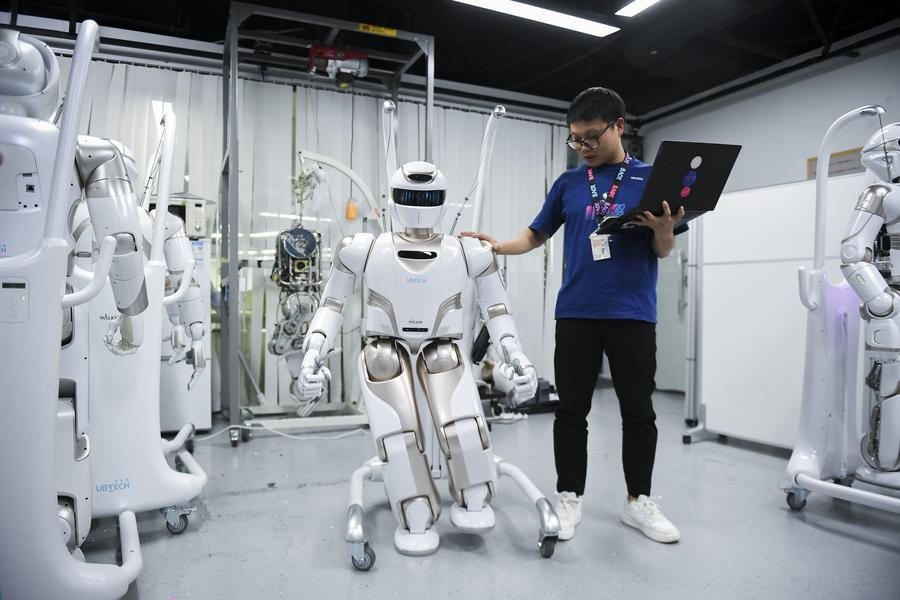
[296,160,557,563]
[838,123,900,487]
[784,106,900,514]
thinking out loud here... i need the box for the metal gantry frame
[220,2,436,446]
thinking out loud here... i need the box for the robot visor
[392,189,446,207]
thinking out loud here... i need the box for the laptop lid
[638,140,741,216]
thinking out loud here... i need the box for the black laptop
[596,141,741,235]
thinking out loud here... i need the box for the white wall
[641,42,900,192]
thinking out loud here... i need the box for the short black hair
[567,87,626,126]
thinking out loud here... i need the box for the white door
[655,233,689,392]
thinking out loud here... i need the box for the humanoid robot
[838,123,900,487]
[784,107,900,514]
[295,160,540,556]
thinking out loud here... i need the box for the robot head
[862,122,900,183]
[0,29,60,120]
[389,161,448,230]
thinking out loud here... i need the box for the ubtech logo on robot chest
[406,275,427,285]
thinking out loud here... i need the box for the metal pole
[424,38,434,163]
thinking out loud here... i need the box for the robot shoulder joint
[335,233,375,274]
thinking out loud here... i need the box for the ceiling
[7,0,900,121]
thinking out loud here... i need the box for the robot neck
[402,227,435,239]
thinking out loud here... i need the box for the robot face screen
[392,189,446,207]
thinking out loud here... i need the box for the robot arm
[463,237,538,402]
[294,233,374,400]
[158,212,207,388]
[841,184,900,318]
[74,136,148,353]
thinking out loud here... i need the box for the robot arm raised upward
[841,184,900,319]
[295,233,375,400]
[463,237,538,402]
[74,136,149,353]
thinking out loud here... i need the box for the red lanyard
[587,154,631,232]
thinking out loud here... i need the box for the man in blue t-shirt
[463,87,686,544]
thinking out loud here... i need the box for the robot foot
[449,503,495,532]
[449,484,495,532]
[394,528,440,556]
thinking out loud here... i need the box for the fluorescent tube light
[615,0,663,17]
[452,0,619,37]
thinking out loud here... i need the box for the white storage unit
[691,172,868,448]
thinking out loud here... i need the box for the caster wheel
[166,514,189,534]
[492,404,503,417]
[539,535,557,558]
[684,418,698,427]
[682,435,691,445]
[241,428,251,442]
[351,543,375,571]
[230,437,238,448]
[186,439,195,454]
[786,492,807,511]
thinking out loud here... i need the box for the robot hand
[185,340,206,390]
[167,326,188,365]
[103,315,143,355]
[507,351,538,404]
[294,347,332,401]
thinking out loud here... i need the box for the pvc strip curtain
[59,56,568,395]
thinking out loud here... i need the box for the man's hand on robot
[459,231,501,253]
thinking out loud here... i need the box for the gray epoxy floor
[83,388,900,599]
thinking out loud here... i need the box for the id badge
[589,232,611,261]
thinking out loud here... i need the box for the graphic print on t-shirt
[585,203,626,220]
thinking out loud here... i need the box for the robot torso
[363,232,468,350]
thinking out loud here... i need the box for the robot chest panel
[364,234,468,339]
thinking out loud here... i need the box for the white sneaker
[554,491,582,541]
[621,495,680,543]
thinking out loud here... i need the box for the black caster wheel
[241,427,251,443]
[539,535,557,558]
[351,543,376,571]
[682,435,691,445]
[786,492,807,511]
[166,514,189,534]
[684,418,698,427]
[492,404,503,417]
[186,439,195,454]
[229,428,239,448]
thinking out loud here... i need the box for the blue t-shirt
[530,159,684,323]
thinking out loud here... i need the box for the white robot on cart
[784,107,900,514]
[296,161,559,565]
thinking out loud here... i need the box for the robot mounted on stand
[295,101,560,570]
[0,22,145,599]
[784,105,900,515]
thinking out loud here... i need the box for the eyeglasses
[565,119,617,151]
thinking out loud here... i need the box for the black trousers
[553,318,658,498]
